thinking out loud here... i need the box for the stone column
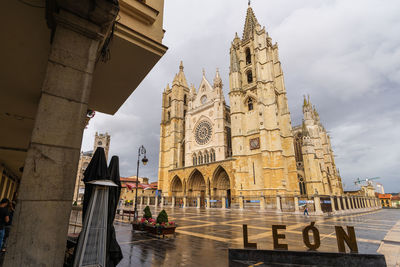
[330,196,336,213]
[351,197,355,209]
[294,196,300,213]
[140,196,144,205]
[221,196,226,209]
[154,197,158,208]
[239,196,244,210]
[146,196,150,206]
[314,196,323,215]
[260,196,265,211]
[362,198,366,208]
[197,196,201,209]
[206,197,210,209]
[183,196,187,208]
[171,196,175,207]
[347,197,351,209]
[276,196,282,213]
[4,5,118,266]
[160,197,164,207]
[337,196,343,211]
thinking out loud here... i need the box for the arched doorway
[171,176,183,206]
[187,169,206,207]
[212,166,231,208]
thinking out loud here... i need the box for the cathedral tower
[94,132,110,161]
[158,62,190,190]
[228,5,298,195]
[293,96,343,196]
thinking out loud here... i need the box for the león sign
[242,222,358,253]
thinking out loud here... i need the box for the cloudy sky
[82,0,400,192]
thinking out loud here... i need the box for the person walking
[303,205,309,216]
[2,201,14,251]
[0,198,10,251]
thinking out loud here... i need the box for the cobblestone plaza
[109,207,400,266]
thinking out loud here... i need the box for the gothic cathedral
[158,5,343,208]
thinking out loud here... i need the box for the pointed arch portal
[187,169,206,207]
[171,176,183,197]
[212,166,231,207]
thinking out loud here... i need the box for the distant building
[376,183,385,194]
[391,195,400,208]
[73,132,111,204]
[119,177,158,204]
[377,193,392,207]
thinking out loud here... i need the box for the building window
[193,153,197,166]
[247,70,253,83]
[169,97,171,106]
[167,111,170,120]
[245,48,251,65]
[211,149,216,162]
[299,176,307,195]
[248,98,253,111]
[205,151,209,163]
[184,94,187,105]
[184,110,186,118]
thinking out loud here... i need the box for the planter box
[144,225,176,237]
[132,222,145,231]
[132,222,177,237]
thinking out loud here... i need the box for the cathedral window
[245,48,251,65]
[168,97,171,106]
[247,98,254,111]
[184,110,186,118]
[201,95,207,104]
[211,149,216,162]
[299,176,307,195]
[167,111,170,121]
[205,151,209,163]
[247,70,253,83]
[184,94,187,105]
[193,153,197,166]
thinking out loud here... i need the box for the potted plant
[132,206,153,230]
[149,210,177,236]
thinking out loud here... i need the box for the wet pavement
[114,207,400,266]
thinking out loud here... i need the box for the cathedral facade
[158,5,343,207]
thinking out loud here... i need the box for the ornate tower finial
[179,60,184,71]
[242,3,259,41]
[248,0,251,6]
[202,68,205,77]
[213,68,222,89]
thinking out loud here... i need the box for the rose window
[195,121,212,145]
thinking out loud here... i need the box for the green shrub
[156,209,168,224]
[143,206,152,219]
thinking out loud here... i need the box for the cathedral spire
[174,61,189,88]
[213,68,222,89]
[242,4,259,41]
[190,83,197,97]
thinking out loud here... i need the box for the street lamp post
[133,145,148,221]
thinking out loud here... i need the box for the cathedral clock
[249,137,260,150]
[195,120,212,145]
